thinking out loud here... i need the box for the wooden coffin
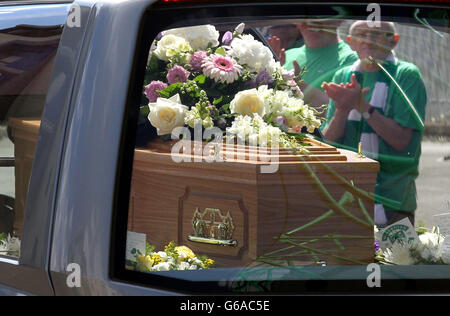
[7,118,41,237]
[128,138,379,267]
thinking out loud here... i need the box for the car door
[0,1,72,295]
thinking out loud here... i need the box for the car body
[0,0,449,296]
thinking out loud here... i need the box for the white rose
[154,34,192,62]
[230,89,265,117]
[148,94,188,135]
[165,25,219,50]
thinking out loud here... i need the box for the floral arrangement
[374,223,449,265]
[127,241,215,272]
[142,23,323,148]
[0,233,20,257]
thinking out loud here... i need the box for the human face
[347,22,398,61]
[297,20,340,36]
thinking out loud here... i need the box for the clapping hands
[321,74,370,113]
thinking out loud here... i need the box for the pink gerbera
[166,65,190,84]
[201,54,242,84]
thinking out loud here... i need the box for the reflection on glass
[125,18,450,286]
[0,5,65,257]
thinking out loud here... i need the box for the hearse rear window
[118,3,450,294]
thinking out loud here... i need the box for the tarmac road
[416,140,450,228]
[0,133,449,230]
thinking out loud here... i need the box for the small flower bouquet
[0,233,21,257]
[127,241,215,272]
[141,23,323,148]
[375,223,449,265]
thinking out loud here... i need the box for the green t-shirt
[321,59,427,212]
[284,41,358,90]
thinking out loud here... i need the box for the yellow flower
[136,254,154,272]
[175,246,196,261]
[151,253,164,265]
[204,259,215,267]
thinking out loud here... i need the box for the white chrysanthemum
[190,257,203,266]
[227,114,281,147]
[0,235,20,257]
[164,25,220,50]
[270,90,292,116]
[257,124,282,147]
[229,34,276,74]
[226,115,253,139]
[201,54,242,84]
[156,251,169,261]
[151,261,171,271]
[188,264,199,270]
[266,60,283,77]
[417,232,444,263]
[177,261,191,270]
[154,34,192,62]
[384,242,416,265]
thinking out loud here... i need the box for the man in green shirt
[283,20,358,109]
[321,21,427,227]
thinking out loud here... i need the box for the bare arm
[299,81,330,114]
[322,75,414,152]
[362,99,413,152]
[322,108,351,142]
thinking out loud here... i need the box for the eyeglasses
[351,30,395,40]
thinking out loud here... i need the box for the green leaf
[146,243,155,255]
[416,221,428,235]
[213,96,223,105]
[215,46,226,56]
[148,54,160,72]
[140,106,150,117]
[158,82,182,98]
[194,74,206,84]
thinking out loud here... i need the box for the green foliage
[157,82,183,99]
[164,241,178,257]
[146,243,155,256]
[140,106,150,117]
[145,55,167,84]
[416,220,428,235]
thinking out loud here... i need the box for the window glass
[122,6,450,293]
[0,4,65,259]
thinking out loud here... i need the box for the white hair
[349,20,397,35]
